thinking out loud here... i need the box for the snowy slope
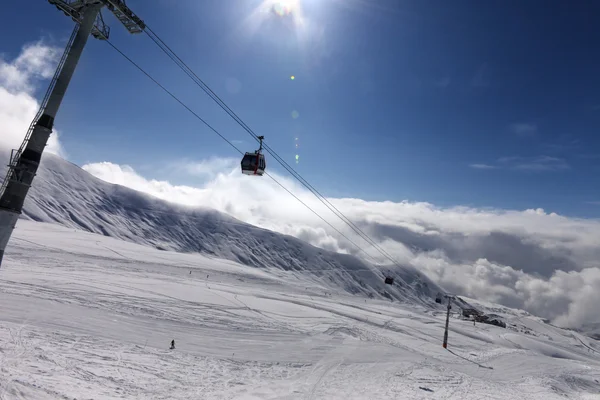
[0,148,444,306]
[1,221,599,399]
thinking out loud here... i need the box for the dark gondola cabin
[384,276,394,285]
[241,135,266,176]
[241,152,265,176]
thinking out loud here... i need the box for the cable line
[105,39,387,270]
[141,26,407,275]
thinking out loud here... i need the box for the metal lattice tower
[0,0,145,267]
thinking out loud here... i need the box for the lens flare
[271,0,299,17]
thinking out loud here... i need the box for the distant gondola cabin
[384,276,394,285]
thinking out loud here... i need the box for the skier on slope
[170,339,175,350]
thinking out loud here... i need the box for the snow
[1,221,600,399]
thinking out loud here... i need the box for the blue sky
[1,0,600,216]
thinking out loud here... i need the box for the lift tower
[0,0,145,266]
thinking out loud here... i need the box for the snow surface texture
[0,150,443,306]
[1,221,600,399]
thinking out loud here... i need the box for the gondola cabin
[241,152,265,176]
[241,135,266,176]
[384,276,394,285]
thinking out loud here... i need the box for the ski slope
[1,221,600,399]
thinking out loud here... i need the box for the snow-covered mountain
[0,148,445,306]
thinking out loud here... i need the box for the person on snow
[170,339,175,350]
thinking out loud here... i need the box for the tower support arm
[104,0,145,33]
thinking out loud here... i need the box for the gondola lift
[384,275,394,285]
[241,135,266,176]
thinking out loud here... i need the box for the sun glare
[262,0,306,28]
[242,0,307,38]
[269,0,301,17]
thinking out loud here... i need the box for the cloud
[586,201,600,206]
[0,41,59,92]
[171,157,239,178]
[506,155,570,172]
[82,162,213,207]
[469,163,497,170]
[510,123,537,138]
[82,159,600,329]
[0,40,64,157]
[471,156,570,172]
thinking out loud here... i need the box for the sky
[0,0,599,216]
[1,1,600,328]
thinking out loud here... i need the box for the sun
[261,0,306,28]
[268,0,301,17]
[240,0,307,40]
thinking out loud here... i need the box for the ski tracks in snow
[304,343,352,400]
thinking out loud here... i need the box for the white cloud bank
[3,40,600,331]
[0,41,64,157]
